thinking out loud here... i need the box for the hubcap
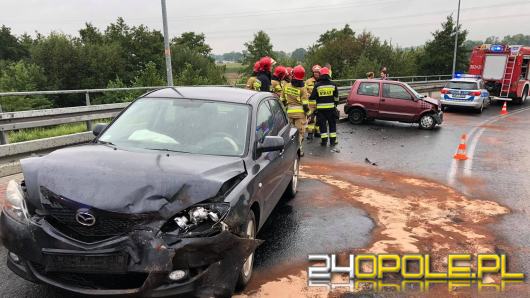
[242,219,255,277]
[421,116,434,128]
[292,158,299,192]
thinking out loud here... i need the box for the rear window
[357,82,380,97]
[446,81,478,90]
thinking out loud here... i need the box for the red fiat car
[344,80,443,129]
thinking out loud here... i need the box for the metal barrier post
[0,105,8,145]
[85,92,93,131]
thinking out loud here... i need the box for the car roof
[357,79,402,83]
[142,87,261,104]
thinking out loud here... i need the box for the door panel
[355,82,381,117]
[379,83,419,121]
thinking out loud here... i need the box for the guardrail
[0,77,449,177]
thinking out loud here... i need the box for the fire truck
[468,44,530,104]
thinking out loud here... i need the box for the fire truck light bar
[490,45,505,52]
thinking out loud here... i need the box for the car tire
[475,101,484,114]
[419,114,436,130]
[236,211,256,289]
[348,108,365,125]
[521,87,529,105]
[285,156,300,198]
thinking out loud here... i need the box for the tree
[417,15,468,75]
[0,60,52,111]
[172,32,212,56]
[0,25,28,61]
[291,48,307,62]
[242,31,275,72]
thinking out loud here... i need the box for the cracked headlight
[3,180,30,223]
[161,203,230,237]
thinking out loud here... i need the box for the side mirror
[92,123,108,137]
[257,136,285,153]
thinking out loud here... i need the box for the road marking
[447,105,530,187]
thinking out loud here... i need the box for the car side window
[255,101,274,143]
[268,98,288,134]
[358,82,380,97]
[383,84,412,100]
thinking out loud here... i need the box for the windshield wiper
[145,148,191,154]
[96,140,116,146]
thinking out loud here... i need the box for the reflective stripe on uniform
[285,86,301,99]
[317,103,334,109]
[317,86,335,97]
[330,133,337,138]
[320,133,329,139]
[288,105,304,114]
[308,100,316,105]
[253,80,262,91]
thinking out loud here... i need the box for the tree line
[1,15,528,112]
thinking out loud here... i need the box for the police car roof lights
[453,73,481,79]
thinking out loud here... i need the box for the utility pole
[161,0,173,86]
[452,0,462,77]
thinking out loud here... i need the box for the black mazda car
[0,87,301,297]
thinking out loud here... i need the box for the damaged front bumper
[0,212,261,297]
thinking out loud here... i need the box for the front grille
[32,262,148,290]
[40,187,155,242]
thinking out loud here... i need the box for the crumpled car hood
[420,96,440,106]
[21,144,246,218]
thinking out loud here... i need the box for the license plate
[452,94,465,98]
[44,252,128,273]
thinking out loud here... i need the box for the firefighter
[310,67,339,146]
[271,66,287,97]
[253,56,274,92]
[246,61,261,90]
[305,65,321,140]
[280,67,293,106]
[282,65,309,156]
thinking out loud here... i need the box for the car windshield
[446,81,478,90]
[99,98,250,156]
[403,83,424,98]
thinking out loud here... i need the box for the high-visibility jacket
[309,79,339,110]
[305,77,317,108]
[253,72,272,92]
[282,82,309,119]
[271,79,283,97]
[246,76,257,90]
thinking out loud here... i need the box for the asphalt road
[1,100,530,297]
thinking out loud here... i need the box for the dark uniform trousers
[317,109,337,145]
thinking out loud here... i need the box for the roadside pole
[451,0,462,77]
[0,105,7,145]
[161,0,174,86]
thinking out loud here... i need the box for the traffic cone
[500,102,508,115]
[453,134,468,160]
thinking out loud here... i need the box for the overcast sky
[1,0,529,54]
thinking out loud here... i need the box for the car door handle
[381,98,386,102]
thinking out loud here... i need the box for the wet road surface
[1,100,530,297]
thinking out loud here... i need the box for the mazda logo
[75,209,96,226]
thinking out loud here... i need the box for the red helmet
[312,65,322,73]
[293,65,305,80]
[286,67,293,77]
[253,61,261,73]
[259,56,274,72]
[273,66,287,79]
[320,67,330,76]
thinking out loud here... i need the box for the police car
[440,75,491,113]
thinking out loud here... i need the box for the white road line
[446,105,530,186]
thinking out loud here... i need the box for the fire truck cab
[468,44,530,104]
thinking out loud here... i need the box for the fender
[344,103,371,117]
[515,80,529,98]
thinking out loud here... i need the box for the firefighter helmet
[286,67,293,77]
[320,67,330,76]
[259,56,274,71]
[253,61,261,73]
[293,65,305,80]
[273,66,287,79]
[312,65,322,73]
